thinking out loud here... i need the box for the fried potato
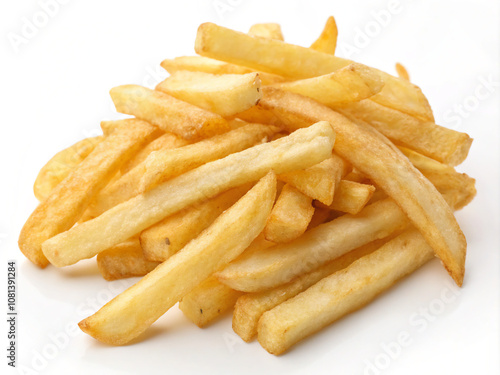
[41,121,335,267]
[156,71,262,117]
[78,172,277,345]
[307,206,331,229]
[216,198,409,292]
[337,99,472,166]
[233,238,388,342]
[329,180,375,214]
[19,120,157,268]
[96,238,160,281]
[251,87,467,285]
[140,186,248,262]
[310,16,338,54]
[274,63,384,106]
[100,120,130,136]
[87,123,278,217]
[34,136,103,202]
[195,22,434,121]
[263,184,315,243]
[248,23,284,41]
[279,154,349,205]
[257,229,434,355]
[110,84,230,140]
[395,63,410,81]
[179,276,243,328]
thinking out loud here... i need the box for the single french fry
[233,237,388,342]
[110,84,230,140]
[100,120,129,136]
[78,172,277,345]
[248,23,284,41]
[263,184,315,243]
[250,87,467,285]
[310,16,338,54]
[395,63,410,81]
[156,71,262,117]
[41,121,335,267]
[140,186,248,262]
[274,63,384,106]
[216,198,409,292]
[34,136,103,202]
[329,180,375,214]
[195,23,434,121]
[96,238,160,281]
[19,120,157,268]
[179,276,243,328]
[257,229,434,355]
[337,99,472,166]
[88,123,278,217]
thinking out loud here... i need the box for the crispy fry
[34,136,103,202]
[78,172,277,345]
[195,22,434,121]
[19,120,157,268]
[395,63,410,81]
[263,184,314,243]
[329,180,375,214]
[257,229,434,355]
[310,16,338,54]
[179,276,243,328]
[41,121,335,267]
[248,23,284,41]
[96,238,160,281]
[156,71,262,117]
[110,84,230,140]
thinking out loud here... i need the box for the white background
[1,0,499,374]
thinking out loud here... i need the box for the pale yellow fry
[252,87,467,285]
[160,56,287,85]
[110,84,230,140]
[195,22,434,121]
[310,16,338,54]
[88,123,278,217]
[156,71,262,117]
[329,180,375,214]
[19,120,157,268]
[248,23,284,41]
[41,121,335,267]
[140,186,248,262]
[100,120,130,136]
[179,276,243,328]
[263,184,314,243]
[274,63,384,106]
[395,63,410,81]
[337,99,472,166]
[34,136,103,202]
[96,238,160,281]
[257,229,434,355]
[233,237,387,342]
[78,172,277,345]
[216,198,409,292]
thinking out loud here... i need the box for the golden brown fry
[179,276,243,328]
[329,180,375,214]
[19,120,157,268]
[257,229,434,355]
[110,84,230,140]
[263,184,314,243]
[34,136,103,202]
[395,63,410,81]
[96,238,160,281]
[140,186,248,262]
[78,172,277,345]
[41,121,335,267]
[307,206,331,229]
[156,71,262,117]
[310,16,338,54]
[250,87,467,285]
[248,23,284,41]
[195,22,434,121]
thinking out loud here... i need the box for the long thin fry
[310,16,338,54]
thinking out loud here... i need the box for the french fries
[156,71,262,117]
[78,172,277,345]
[310,16,338,54]
[329,180,375,214]
[248,23,284,41]
[257,229,434,355]
[110,84,230,140]
[395,63,410,81]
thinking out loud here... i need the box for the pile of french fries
[19,18,476,355]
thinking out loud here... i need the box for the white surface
[1,1,499,374]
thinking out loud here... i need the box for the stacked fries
[19,19,475,355]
